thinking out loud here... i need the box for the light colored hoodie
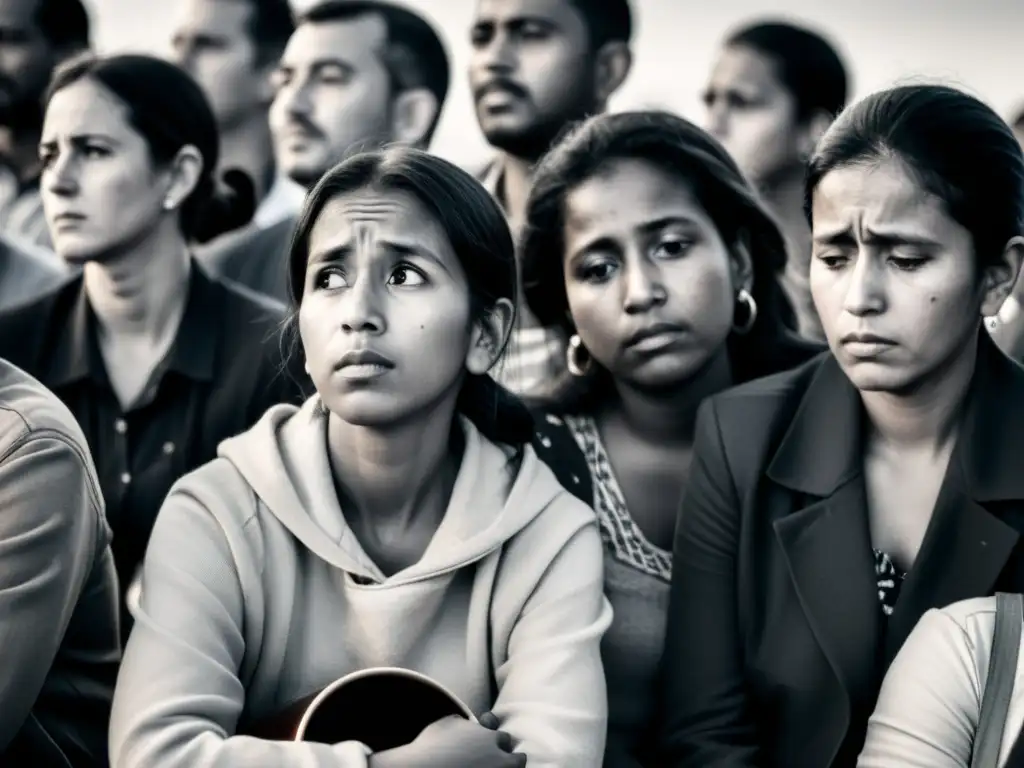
[109,398,612,767]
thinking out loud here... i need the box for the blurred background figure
[468,0,633,399]
[170,0,303,247]
[986,103,1024,362]
[201,0,449,304]
[0,0,90,251]
[88,0,1024,172]
[703,20,848,342]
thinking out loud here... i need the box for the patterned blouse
[531,413,670,767]
[873,548,907,616]
[562,414,672,581]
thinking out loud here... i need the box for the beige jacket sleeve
[489,495,613,768]
[859,598,1024,768]
[0,434,103,749]
[108,472,374,768]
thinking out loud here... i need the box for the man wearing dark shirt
[0,265,306,637]
[200,0,450,304]
[0,356,120,768]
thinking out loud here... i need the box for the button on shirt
[0,262,308,629]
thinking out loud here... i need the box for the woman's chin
[324,391,412,429]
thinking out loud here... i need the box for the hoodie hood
[217,397,567,585]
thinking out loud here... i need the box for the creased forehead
[308,188,450,251]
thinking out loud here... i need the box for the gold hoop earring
[566,334,593,377]
[732,288,758,335]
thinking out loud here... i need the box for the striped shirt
[477,156,567,399]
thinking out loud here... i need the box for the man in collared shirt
[0,356,119,768]
[468,0,633,399]
[200,0,450,305]
[0,0,90,249]
[0,265,306,638]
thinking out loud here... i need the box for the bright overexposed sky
[91,0,1024,167]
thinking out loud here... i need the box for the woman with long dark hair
[109,147,611,767]
[0,54,305,636]
[522,110,821,766]
[660,84,1024,767]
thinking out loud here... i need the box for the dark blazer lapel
[767,355,882,707]
[774,478,882,707]
[883,475,1018,662]
[885,334,1024,661]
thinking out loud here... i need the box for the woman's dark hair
[805,84,1024,272]
[521,110,797,410]
[37,0,90,51]
[726,20,848,122]
[287,147,534,446]
[45,53,255,244]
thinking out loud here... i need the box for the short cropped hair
[299,1,449,138]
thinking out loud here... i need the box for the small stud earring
[162,197,175,211]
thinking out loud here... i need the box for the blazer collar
[767,331,1024,503]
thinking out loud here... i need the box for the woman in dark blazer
[659,84,1024,767]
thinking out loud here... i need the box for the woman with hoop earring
[519,111,821,767]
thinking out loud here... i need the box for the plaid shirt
[477,157,567,399]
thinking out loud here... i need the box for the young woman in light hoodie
[108,147,612,767]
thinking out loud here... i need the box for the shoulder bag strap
[972,592,1024,768]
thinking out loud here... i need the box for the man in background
[468,0,633,398]
[201,0,449,303]
[0,0,89,250]
[171,0,303,241]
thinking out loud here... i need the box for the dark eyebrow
[568,235,618,264]
[812,229,857,247]
[307,241,451,274]
[175,32,229,47]
[472,15,557,33]
[813,228,942,249]
[385,241,451,274]
[636,216,702,236]
[39,134,119,150]
[566,215,702,264]
[506,16,557,30]
[308,244,350,266]
[279,58,356,76]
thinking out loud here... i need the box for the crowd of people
[2,0,1024,766]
